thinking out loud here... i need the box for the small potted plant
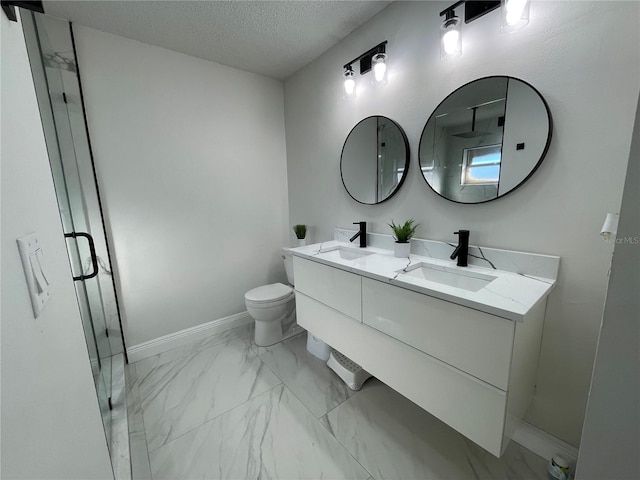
[388,219,418,257]
[293,224,308,246]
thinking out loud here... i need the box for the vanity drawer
[362,278,515,390]
[293,256,361,320]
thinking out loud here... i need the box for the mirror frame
[418,76,553,204]
[340,115,410,205]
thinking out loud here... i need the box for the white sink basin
[397,262,497,292]
[317,245,373,261]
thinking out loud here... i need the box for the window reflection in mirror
[341,116,410,205]
[462,144,502,185]
[419,76,552,204]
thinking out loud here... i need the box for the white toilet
[244,248,297,347]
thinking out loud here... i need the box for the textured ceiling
[43,1,393,80]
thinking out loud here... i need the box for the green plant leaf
[388,219,418,243]
[293,224,307,239]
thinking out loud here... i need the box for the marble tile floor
[128,325,549,479]
[111,353,132,480]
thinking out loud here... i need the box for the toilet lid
[245,283,293,303]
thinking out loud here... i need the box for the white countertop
[289,240,557,322]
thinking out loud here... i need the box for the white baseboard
[512,421,579,469]
[126,312,252,363]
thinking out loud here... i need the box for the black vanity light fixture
[439,0,530,61]
[342,41,388,99]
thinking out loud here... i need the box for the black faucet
[350,221,367,248]
[450,230,470,267]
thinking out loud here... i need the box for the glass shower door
[22,11,119,449]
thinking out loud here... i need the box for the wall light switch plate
[17,232,51,318]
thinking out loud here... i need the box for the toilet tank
[282,248,294,285]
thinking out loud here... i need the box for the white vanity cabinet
[361,278,515,390]
[293,255,547,457]
[293,256,361,321]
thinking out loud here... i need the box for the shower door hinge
[63,92,68,104]
[1,3,16,21]
[1,1,44,22]
[108,397,113,410]
[105,328,109,338]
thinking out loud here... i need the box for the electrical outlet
[17,232,51,318]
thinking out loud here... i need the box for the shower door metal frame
[21,9,127,454]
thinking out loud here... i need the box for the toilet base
[254,319,283,347]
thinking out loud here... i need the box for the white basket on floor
[307,332,331,361]
[327,350,371,390]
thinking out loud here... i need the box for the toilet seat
[244,283,294,308]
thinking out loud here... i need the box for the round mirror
[341,116,410,204]
[419,76,552,204]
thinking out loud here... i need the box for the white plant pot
[394,242,410,258]
[297,238,307,247]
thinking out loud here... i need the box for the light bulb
[506,0,526,23]
[344,77,355,95]
[440,12,462,60]
[442,30,460,54]
[371,53,387,85]
[373,60,386,82]
[343,67,356,99]
[501,0,530,33]
[506,10,520,25]
[506,0,527,13]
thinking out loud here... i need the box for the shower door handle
[64,232,99,281]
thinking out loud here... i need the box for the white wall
[1,11,113,479]
[575,95,639,480]
[284,1,640,446]
[73,26,290,346]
